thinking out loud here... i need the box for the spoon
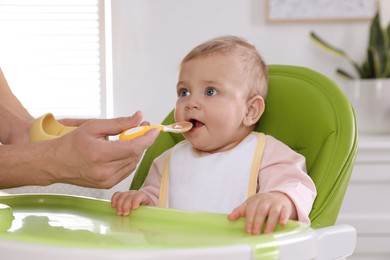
[119,122,193,140]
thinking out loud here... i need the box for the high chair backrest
[130,65,358,229]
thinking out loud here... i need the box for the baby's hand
[228,192,297,234]
[111,190,153,216]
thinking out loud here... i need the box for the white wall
[111,0,390,125]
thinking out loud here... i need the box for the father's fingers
[115,127,159,154]
[89,122,159,162]
[87,111,144,137]
[58,118,91,127]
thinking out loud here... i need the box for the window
[0,0,109,118]
[0,0,114,199]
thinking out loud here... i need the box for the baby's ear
[243,95,265,126]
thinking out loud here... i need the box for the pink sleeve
[258,135,317,224]
[139,149,171,206]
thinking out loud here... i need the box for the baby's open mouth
[189,119,204,130]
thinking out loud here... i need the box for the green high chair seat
[130,64,358,229]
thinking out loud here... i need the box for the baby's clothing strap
[158,132,265,214]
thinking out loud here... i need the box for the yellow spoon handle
[119,125,163,140]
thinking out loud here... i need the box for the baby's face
[175,53,253,153]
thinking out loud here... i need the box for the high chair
[130,64,359,257]
[0,65,358,260]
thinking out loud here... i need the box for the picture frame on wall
[267,0,378,22]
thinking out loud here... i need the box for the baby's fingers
[111,191,136,216]
[111,191,131,211]
[228,203,247,221]
[111,191,121,208]
[264,205,289,234]
[251,205,268,234]
[263,207,280,234]
[131,192,152,208]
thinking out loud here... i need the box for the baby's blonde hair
[180,35,268,99]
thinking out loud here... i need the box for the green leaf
[367,47,381,78]
[336,68,356,79]
[385,23,390,77]
[387,22,390,45]
[362,49,374,78]
[369,12,387,75]
[382,49,390,78]
[310,32,346,57]
[386,20,390,46]
[361,59,371,78]
[310,31,363,77]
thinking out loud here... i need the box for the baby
[112,35,317,234]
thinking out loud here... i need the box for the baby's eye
[204,87,217,96]
[178,88,190,97]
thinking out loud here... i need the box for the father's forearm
[0,142,56,189]
[0,68,34,144]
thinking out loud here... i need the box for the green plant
[310,12,390,79]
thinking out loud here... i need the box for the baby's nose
[185,97,200,110]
